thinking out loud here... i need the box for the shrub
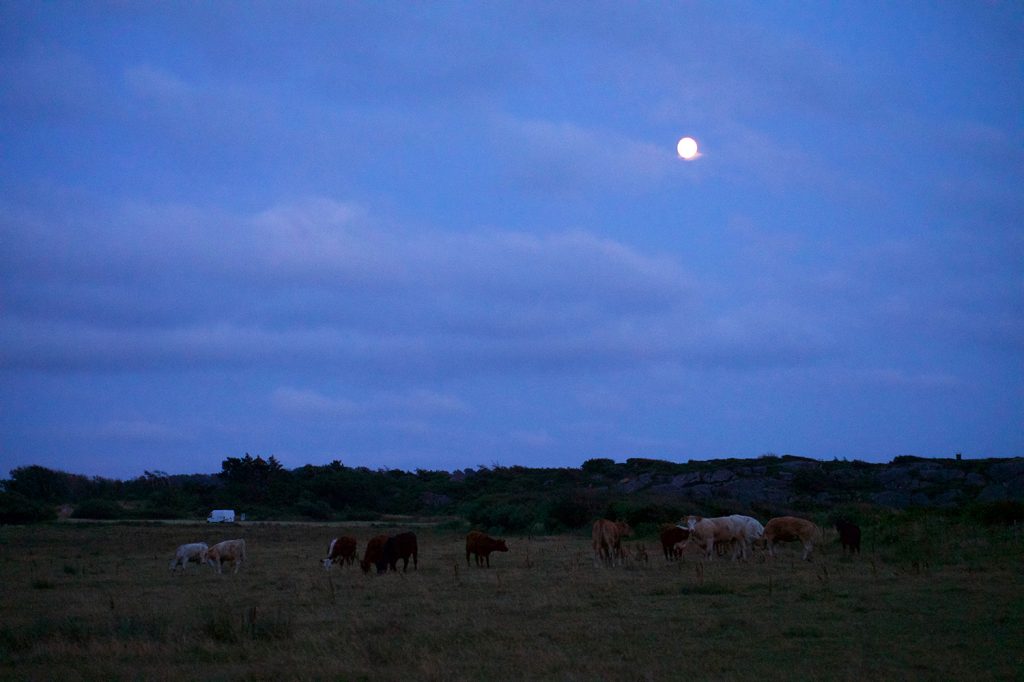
[72,499,124,520]
[967,501,1024,526]
[546,498,590,530]
[0,491,56,524]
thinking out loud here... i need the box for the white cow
[169,542,209,573]
[727,514,765,560]
[207,539,247,574]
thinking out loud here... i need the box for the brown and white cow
[466,531,509,568]
[169,542,208,573]
[322,536,357,570]
[207,539,246,574]
[764,516,822,561]
[360,534,390,574]
[592,519,633,567]
[678,515,745,561]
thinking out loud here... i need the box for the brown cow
[322,536,357,570]
[360,534,390,574]
[466,531,509,567]
[835,519,861,554]
[378,532,418,573]
[592,519,633,567]
[659,524,688,561]
[764,516,822,561]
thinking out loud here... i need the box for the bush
[0,491,56,524]
[967,501,1024,526]
[546,498,591,530]
[296,498,333,520]
[72,499,124,520]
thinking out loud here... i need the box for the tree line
[3,454,1021,532]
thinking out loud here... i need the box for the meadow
[1,518,1022,681]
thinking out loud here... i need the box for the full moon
[677,136,699,160]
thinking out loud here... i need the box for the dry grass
[1,521,1022,680]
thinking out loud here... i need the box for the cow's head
[360,559,373,574]
[680,515,702,531]
[495,539,509,552]
[616,521,634,537]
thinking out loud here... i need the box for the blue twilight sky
[1,2,1022,480]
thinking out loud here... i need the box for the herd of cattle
[599,514,861,566]
[169,515,861,575]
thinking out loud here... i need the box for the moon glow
[677,136,699,160]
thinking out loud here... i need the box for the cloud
[495,116,678,196]
[0,193,853,379]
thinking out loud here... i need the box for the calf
[764,516,821,561]
[207,539,246,574]
[360,534,390,574]
[322,536,358,570]
[169,542,208,573]
[466,531,509,567]
[835,519,861,554]
[377,532,418,573]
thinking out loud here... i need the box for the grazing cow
[592,519,633,567]
[678,515,745,561]
[465,531,509,568]
[360,534,390,574]
[835,519,861,554]
[377,532,418,573]
[728,514,765,560]
[763,516,822,561]
[659,524,688,561]
[206,539,246,574]
[321,536,358,570]
[169,542,208,573]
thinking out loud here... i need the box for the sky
[1,2,1022,480]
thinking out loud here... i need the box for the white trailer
[207,509,235,523]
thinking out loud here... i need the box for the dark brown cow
[322,536,357,570]
[835,519,861,554]
[378,532,418,573]
[466,531,509,567]
[659,524,688,561]
[360,534,390,574]
[592,519,633,566]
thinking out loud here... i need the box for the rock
[965,473,987,487]
[977,483,1009,502]
[989,460,1024,482]
[671,472,702,487]
[707,469,734,483]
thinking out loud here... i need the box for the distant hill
[3,454,1022,530]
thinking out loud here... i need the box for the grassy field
[1,520,1022,680]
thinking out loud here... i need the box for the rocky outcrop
[614,456,1024,510]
